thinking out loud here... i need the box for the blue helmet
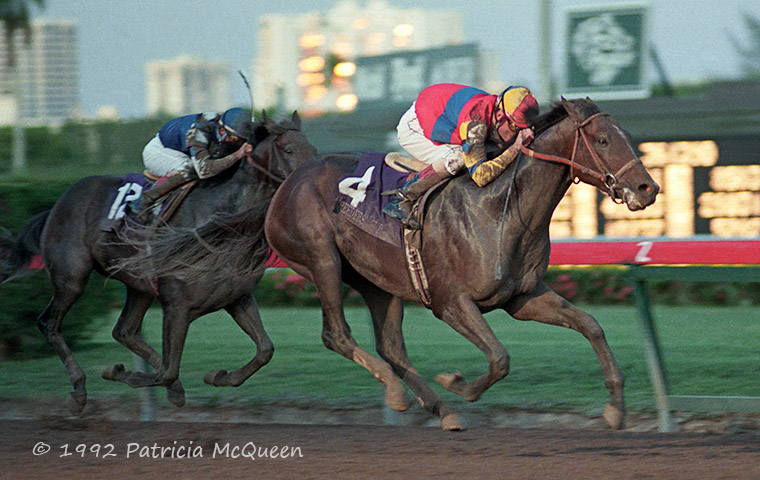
[219,107,251,141]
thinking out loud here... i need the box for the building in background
[145,55,231,116]
[0,18,79,126]
[253,0,497,116]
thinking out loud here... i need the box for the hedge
[253,266,760,308]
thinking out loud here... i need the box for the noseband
[520,110,640,203]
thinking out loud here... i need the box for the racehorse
[264,98,659,430]
[0,111,317,415]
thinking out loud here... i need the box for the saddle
[384,152,427,173]
[140,178,196,226]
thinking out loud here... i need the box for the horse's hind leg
[37,274,90,415]
[204,293,274,387]
[357,281,466,431]
[103,286,185,407]
[506,282,625,430]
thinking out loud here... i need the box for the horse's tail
[0,210,50,285]
[112,200,272,285]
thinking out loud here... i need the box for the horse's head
[246,110,317,184]
[530,98,659,211]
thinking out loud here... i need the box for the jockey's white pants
[142,135,194,180]
[396,102,465,175]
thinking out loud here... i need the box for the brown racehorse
[265,98,659,431]
[1,112,317,415]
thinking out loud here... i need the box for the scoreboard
[550,137,760,239]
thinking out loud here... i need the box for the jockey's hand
[516,128,534,146]
[234,143,253,159]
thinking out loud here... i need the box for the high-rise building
[145,55,231,116]
[253,0,490,116]
[0,18,79,126]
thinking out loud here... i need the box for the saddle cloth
[333,153,413,247]
[99,173,153,231]
[99,173,193,231]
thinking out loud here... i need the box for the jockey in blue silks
[132,108,253,219]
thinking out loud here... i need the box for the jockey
[384,83,539,229]
[132,107,254,219]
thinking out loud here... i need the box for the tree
[730,11,760,80]
[0,0,46,173]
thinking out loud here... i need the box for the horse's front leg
[506,282,625,430]
[434,294,510,402]
[204,293,274,387]
[120,302,191,389]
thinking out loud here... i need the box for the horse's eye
[284,147,294,154]
[597,137,608,147]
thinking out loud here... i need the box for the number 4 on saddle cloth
[99,172,194,231]
[334,152,425,247]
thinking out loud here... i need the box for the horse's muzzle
[620,180,660,211]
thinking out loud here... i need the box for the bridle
[519,109,640,203]
[244,128,298,185]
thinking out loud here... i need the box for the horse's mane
[111,201,272,284]
[531,98,601,136]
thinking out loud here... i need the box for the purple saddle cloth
[333,153,412,247]
[99,173,154,231]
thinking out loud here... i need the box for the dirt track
[2,416,760,480]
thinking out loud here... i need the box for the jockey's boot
[382,164,450,229]
[132,170,189,223]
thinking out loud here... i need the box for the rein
[247,152,286,184]
[519,112,639,203]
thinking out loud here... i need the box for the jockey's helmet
[219,108,251,142]
[496,86,539,129]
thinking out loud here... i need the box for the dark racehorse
[265,98,659,431]
[0,112,317,414]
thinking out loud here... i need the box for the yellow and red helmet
[496,86,539,129]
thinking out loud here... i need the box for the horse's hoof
[101,363,126,381]
[67,391,86,416]
[204,369,229,386]
[167,384,186,407]
[441,413,466,431]
[435,371,464,389]
[385,385,411,412]
[603,402,625,430]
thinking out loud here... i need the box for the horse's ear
[291,110,301,128]
[261,109,270,123]
[561,97,581,123]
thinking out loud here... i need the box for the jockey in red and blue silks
[132,108,253,220]
[384,83,540,229]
